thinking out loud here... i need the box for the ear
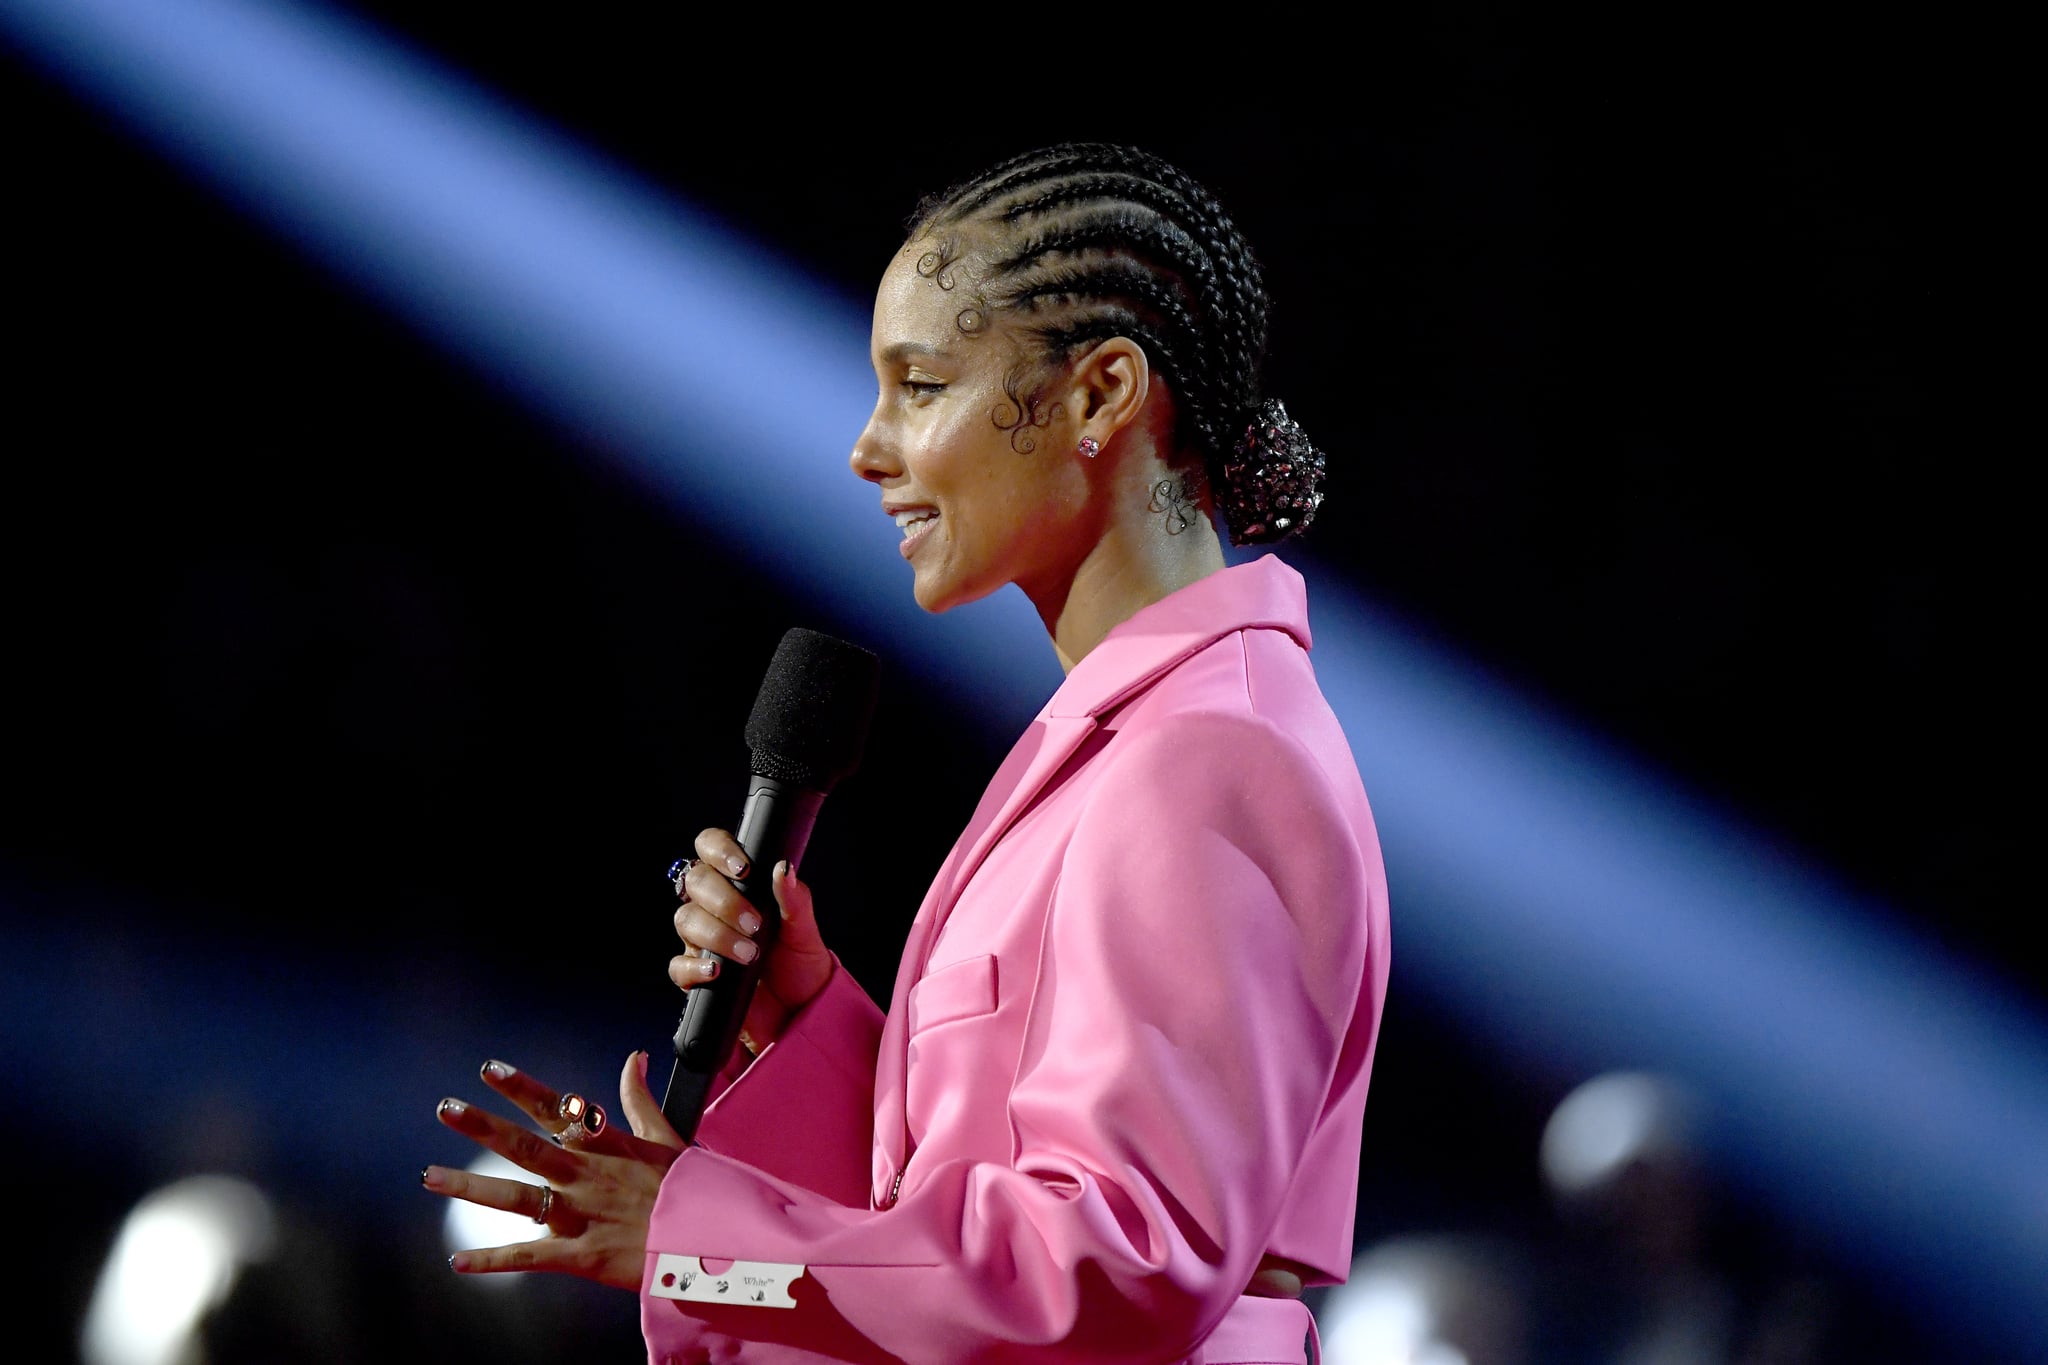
[1068,337,1151,451]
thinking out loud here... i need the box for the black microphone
[660,627,880,1141]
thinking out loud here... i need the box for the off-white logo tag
[650,1253,802,1308]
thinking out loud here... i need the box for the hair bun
[1217,399,1326,545]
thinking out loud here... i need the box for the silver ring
[669,857,696,896]
[533,1185,555,1225]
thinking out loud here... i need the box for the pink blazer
[639,555,1391,1364]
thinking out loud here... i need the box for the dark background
[2,8,2026,1363]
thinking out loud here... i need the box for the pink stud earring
[1077,437,1100,459]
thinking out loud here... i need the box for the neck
[1028,484,1227,673]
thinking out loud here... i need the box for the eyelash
[901,380,945,398]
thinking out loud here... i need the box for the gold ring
[557,1092,607,1143]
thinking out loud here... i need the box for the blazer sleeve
[685,953,884,1205]
[639,711,1372,1365]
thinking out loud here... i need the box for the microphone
[660,626,880,1141]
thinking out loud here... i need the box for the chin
[910,574,952,615]
[911,569,994,617]
[913,585,965,616]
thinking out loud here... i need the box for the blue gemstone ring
[668,857,696,896]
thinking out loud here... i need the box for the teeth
[893,509,937,531]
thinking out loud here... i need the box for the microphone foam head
[744,628,881,791]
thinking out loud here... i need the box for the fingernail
[698,957,719,977]
[482,1060,512,1081]
[738,910,762,935]
[420,1166,433,1187]
[724,852,748,877]
[775,860,791,879]
[449,1253,466,1273]
[438,1098,466,1118]
[731,938,758,963]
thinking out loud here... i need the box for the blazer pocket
[907,954,998,1034]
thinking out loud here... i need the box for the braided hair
[906,143,1326,544]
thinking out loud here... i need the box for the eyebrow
[876,341,948,367]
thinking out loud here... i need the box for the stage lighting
[1539,1070,1698,1200]
[440,1149,547,1291]
[80,1174,277,1365]
[1316,1234,1526,1365]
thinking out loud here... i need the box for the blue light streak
[4,0,2043,1351]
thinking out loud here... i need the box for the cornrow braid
[905,143,1325,544]
[998,214,1226,452]
[1004,257,1218,449]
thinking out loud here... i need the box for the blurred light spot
[1320,1236,1525,1365]
[1540,1070,1695,1198]
[1320,1274,1447,1364]
[441,1149,545,1290]
[81,1174,277,1365]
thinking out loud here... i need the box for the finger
[453,1214,653,1291]
[421,1164,556,1224]
[693,827,752,880]
[764,861,834,986]
[436,1097,580,1183]
[561,1111,673,1163]
[449,1233,604,1276]
[552,1106,642,1159]
[450,1238,576,1275]
[475,1063,615,1153]
[677,858,764,937]
[669,947,720,990]
[674,899,762,965]
[618,1050,686,1151]
[477,1059,566,1131]
[770,861,822,946]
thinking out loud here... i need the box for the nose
[848,411,899,485]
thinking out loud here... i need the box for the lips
[899,514,937,558]
[885,504,938,559]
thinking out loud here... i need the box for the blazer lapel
[870,711,1098,1201]
[928,712,1100,939]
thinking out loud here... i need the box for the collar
[1039,554,1312,722]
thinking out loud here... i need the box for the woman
[424,142,1391,1364]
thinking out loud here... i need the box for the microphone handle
[661,773,824,1141]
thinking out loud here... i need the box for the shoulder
[1059,657,1375,964]
[1081,647,1362,858]
[1100,625,1361,808]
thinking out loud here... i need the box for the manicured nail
[449,1253,467,1273]
[738,910,762,935]
[420,1166,433,1187]
[775,860,791,879]
[730,938,758,963]
[482,1060,512,1081]
[437,1098,466,1118]
[698,957,719,977]
[724,853,748,877]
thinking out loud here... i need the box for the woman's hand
[669,827,834,1053]
[421,1052,683,1290]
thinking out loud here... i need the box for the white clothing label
[650,1253,803,1309]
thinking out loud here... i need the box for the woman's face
[849,241,1092,616]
